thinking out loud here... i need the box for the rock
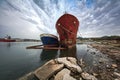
[114,78,120,80]
[111,64,118,68]
[34,60,64,80]
[114,72,120,77]
[114,69,118,72]
[78,58,85,67]
[66,57,77,65]
[54,68,70,80]
[91,52,96,54]
[63,74,76,80]
[55,68,76,80]
[55,57,82,73]
[106,65,111,68]
[79,77,82,80]
[81,72,98,80]
[98,58,108,63]
[79,58,84,66]
[92,73,98,77]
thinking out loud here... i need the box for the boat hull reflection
[40,49,58,61]
[59,46,77,58]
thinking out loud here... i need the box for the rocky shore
[18,56,120,80]
[18,57,98,80]
[89,40,120,80]
[90,40,120,70]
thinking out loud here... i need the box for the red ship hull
[0,39,16,42]
[56,13,79,48]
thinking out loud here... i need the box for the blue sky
[0,0,120,39]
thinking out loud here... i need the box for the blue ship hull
[40,34,59,46]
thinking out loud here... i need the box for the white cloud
[0,0,120,39]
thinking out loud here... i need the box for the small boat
[56,13,79,48]
[40,34,59,47]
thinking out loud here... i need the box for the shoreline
[18,40,120,80]
[90,40,120,67]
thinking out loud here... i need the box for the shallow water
[0,42,111,80]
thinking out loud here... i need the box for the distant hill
[100,35,120,40]
[77,35,120,40]
[91,35,120,40]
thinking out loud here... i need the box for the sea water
[0,42,110,80]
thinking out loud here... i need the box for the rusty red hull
[56,13,79,48]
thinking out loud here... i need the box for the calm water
[0,42,109,80]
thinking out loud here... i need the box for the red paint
[56,13,79,48]
[0,39,16,42]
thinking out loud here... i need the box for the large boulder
[55,57,82,73]
[54,68,76,80]
[34,60,64,80]
[81,72,97,80]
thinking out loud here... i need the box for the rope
[57,19,83,38]
[58,23,83,38]
[59,24,76,35]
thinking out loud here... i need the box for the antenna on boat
[65,11,67,14]
[64,0,67,14]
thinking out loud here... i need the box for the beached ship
[40,34,59,47]
[56,13,79,48]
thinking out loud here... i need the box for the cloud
[0,0,120,39]
[76,0,120,37]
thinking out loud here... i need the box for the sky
[0,0,120,39]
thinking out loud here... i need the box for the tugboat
[0,35,16,42]
[40,34,59,47]
[56,13,79,48]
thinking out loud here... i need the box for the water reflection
[76,44,94,66]
[59,46,77,58]
[6,42,11,48]
[40,49,58,61]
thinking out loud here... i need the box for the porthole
[74,21,76,24]
[58,23,60,26]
